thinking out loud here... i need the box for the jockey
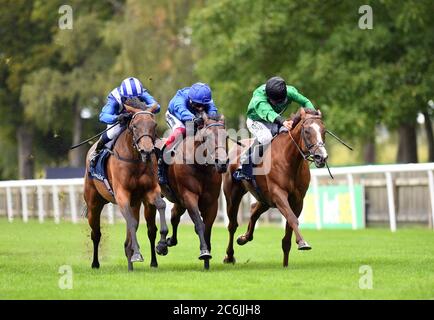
[157,82,218,184]
[234,76,316,181]
[90,77,160,166]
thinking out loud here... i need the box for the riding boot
[233,141,257,181]
[89,137,106,168]
[157,146,169,185]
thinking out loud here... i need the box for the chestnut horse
[159,114,228,269]
[84,104,168,271]
[223,108,328,267]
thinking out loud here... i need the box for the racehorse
[223,108,328,267]
[84,102,168,271]
[159,114,228,269]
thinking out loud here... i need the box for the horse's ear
[300,107,306,118]
[219,114,225,122]
[147,102,158,113]
[317,109,322,117]
[202,112,208,122]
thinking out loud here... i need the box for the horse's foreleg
[282,222,293,267]
[184,193,211,261]
[150,195,168,256]
[117,191,143,269]
[223,178,245,264]
[124,227,134,271]
[167,203,185,247]
[282,199,303,266]
[200,200,218,270]
[272,190,311,251]
[237,201,269,246]
[143,202,158,268]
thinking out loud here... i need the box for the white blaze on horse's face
[311,122,328,159]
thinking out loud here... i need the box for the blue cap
[188,82,213,105]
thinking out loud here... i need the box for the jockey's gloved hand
[117,113,132,125]
[193,117,204,128]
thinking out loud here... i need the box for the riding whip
[325,130,353,151]
[70,121,120,150]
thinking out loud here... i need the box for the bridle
[288,116,325,163]
[288,115,333,178]
[129,111,156,153]
[199,121,227,164]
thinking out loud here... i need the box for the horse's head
[197,113,228,173]
[291,108,328,168]
[125,100,158,163]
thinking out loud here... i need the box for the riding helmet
[188,83,213,105]
[119,77,144,98]
[265,76,288,105]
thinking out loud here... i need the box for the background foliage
[0,0,432,179]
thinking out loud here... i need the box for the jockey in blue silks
[90,77,160,165]
[157,82,218,184]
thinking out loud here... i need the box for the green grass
[0,218,433,300]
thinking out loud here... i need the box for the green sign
[300,185,365,229]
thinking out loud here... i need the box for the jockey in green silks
[233,76,316,181]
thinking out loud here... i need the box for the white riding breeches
[246,118,288,145]
[105,123,126,148]
[165,111,185,131]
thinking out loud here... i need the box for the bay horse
[84,103,168,271]
[159,114,228,269]
[223,108,328,267]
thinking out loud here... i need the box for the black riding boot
[157,146,169,185]
[89,137,106,167]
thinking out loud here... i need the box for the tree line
[0,0,432,179]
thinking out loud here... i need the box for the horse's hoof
[297,241,312,250]
[167,237,177,247]
[223,256,236,264]
[236,235,249,246]
[156,242,168,256]
[198,250,212,260]
[150,261,158,268]
[91,261,100,269]
[131,253,144,262]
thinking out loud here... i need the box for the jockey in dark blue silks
[157,82,218,184]
[89,77,160,166]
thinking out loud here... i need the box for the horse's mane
[289,108,321,128]
[124,97,148,110]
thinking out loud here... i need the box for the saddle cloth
[88,149,115,196]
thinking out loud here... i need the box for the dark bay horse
[84,104,168,271]
[223,108,328,267]
[159,114,228,269]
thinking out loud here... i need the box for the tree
[191,0,434,163]
[108,0,202,131]
[0,0,62,178]
[21,12,119,167]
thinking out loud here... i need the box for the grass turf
[0,218,433,300]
